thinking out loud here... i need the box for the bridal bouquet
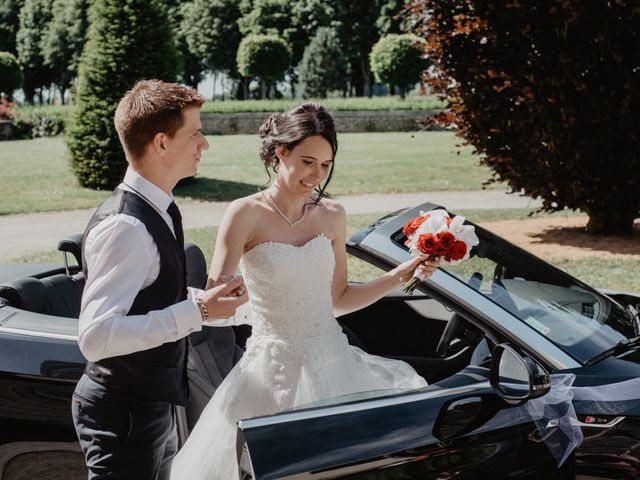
[401,209,479,294]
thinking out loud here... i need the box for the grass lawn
[10,208,638,292]
[0,132,500,215]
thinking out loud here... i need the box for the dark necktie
[167,201,188,296]
[167,201,184,249]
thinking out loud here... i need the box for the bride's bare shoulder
[318,197,346,217]
[225,192,267,220]
[315,198,346,230]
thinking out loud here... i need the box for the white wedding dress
[170,234,427,480]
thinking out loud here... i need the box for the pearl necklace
[263,190,307,227]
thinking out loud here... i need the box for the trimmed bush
[410,0,640,234]
[370,34,428,99]
[66,0,179,190]
[298,27,348,98]
[0,51,23,99]
[236,34,291,97]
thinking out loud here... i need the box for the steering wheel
[436,313,466,357]
[436,272,483,358]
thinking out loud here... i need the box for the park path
[0,189,541,261]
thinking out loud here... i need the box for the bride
[170,103,439,479]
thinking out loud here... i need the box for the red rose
[437,231,455,250]
[402,215,428,238]
[450,241,468,261]
[416,233,439,255]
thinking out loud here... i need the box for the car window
[437,222,635,364]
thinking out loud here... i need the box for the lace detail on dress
[239,234,341,408]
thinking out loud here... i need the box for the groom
[72,79,248,479]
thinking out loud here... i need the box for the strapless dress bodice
[239,234,340,340]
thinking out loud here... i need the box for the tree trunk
[586,209,637,235]
[350,62,364,96]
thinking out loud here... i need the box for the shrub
[409,0,640,234]
[298,27,348,98]
[370,34,428,99]
[66,0,179,189]
[0,51,23,99]
[11,106,67,138]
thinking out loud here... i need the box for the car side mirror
[490,344,550,403]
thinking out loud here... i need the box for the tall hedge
[0,51,23,99]
[298,27,348,98]
[409,0,640,234]
[66,0,179,189]
[370,33,427,99]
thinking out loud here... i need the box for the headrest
[0,277,47,312]
[185,243,207,289]
[58,233,84,268]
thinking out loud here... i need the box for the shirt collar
[122,167,173,213]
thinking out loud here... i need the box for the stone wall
[200,109,439,135]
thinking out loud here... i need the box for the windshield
[396,216,636,364]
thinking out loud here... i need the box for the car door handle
[528,419,559,443]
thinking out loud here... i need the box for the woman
[170,103,439,479]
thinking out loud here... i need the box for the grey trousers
[72,374,178,480]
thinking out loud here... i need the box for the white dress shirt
[78,168,245,362]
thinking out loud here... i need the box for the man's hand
[199,276,248,320]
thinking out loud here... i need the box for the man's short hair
[114,79,205,160]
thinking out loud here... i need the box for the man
[71,79,248,479]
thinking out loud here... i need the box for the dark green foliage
[410,0,640,234]
[370,34,427,99]
[0,0,23,55]
[298,27,348,98]
[332,2,384,97]
[236,33,291,97]
[0,50,23,98]
[41,0,89,102]
[66,0,179,190]
[376,0,407,35]
[16,0,54,103]
[180,0,242,76]
[168,0,206,88]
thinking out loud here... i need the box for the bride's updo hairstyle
[259,102,337,202]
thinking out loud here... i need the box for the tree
[0,51,23,99]
[0,0,24,55]
[409,0,640,234]
[180,0,242,89]
[332,1,383,97]
[236,33,290,98]
[298,27,348,98]
[239,0,335,97]
[41,0,89,103]
[370,34,427,99]
[16,0,54,104]
[166,1,205,89]
[66,0,179,189]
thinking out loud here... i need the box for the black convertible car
[1,202,640,479]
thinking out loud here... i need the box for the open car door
[237,358,574,480]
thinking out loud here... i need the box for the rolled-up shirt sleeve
[78,215,203,362]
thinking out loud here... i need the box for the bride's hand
[388,255,440,284]
[207,274,246,297]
